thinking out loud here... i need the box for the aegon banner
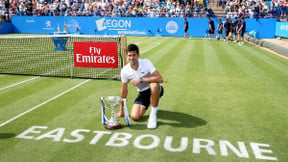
[12,16,184,37]
[11,16,277,38]
[74,42,118,68]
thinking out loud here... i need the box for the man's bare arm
[130,70,163,86]
[142,70,163,83]
[117,82,128,117]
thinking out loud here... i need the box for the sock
[150,106,158,117]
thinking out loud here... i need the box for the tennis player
[116,44,164,129]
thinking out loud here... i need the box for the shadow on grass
[0,133,16,139]
[129,109,207,130]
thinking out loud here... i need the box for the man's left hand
[130,78,141,86]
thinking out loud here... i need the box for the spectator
[206,8,215,17]
[183,17,191,38]
[208,17,217,40]
[217,18,225,40]
[237,15,246,46]
[224,17,232,42]
[193,4,201,17]
[280,0,287,18]
[232,16,239,41]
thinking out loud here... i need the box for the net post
[69,49,74,79]
[120,35,127,67]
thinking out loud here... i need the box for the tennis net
[0,35,127,80]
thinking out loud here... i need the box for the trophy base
[105,124,122,130]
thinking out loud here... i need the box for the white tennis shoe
[147,115,157,129]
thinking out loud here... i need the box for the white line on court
[141,42,161,54]
[0,76,39,91]
[0,65,71,92]
[0,79,91,128]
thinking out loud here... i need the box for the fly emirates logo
[74,42,118,68]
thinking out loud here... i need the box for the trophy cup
[100,96,122,130]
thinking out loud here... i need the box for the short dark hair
[127,44,139,54]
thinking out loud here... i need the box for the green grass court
[0,36,288,161]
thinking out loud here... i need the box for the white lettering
[134,134,160,150]
[16,126,48,139]
[125,20,131,28]
[105,132,132,147]
[106,56,115,64]
[106,19,131,28]
[15,126,279,161]
[101,55,105,63]
[75,54,115,64]
[89,47,101,54]
[90,131,111,145]
[34,128,65,142]
[193,138,216,155]
[76,54,82,62]
[82,55,91,63]
[106,20,111,27]
[118,20,125,28]
[111,20,117,28]
[219,140,249,158]
[250,143,278,161]
[63,129,91,143]
[164,136,188,152]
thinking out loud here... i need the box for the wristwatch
[140,77,144,83]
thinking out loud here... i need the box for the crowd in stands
[0,0,287,22]
[221,0,287,19]
[0,0,207,21]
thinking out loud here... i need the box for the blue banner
[245,19,276,39]
[11,16,186,37]
[275,22,288,38]
[11,16,277,38]
[0,22,13,34]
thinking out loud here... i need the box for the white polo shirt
[121,59,156,92]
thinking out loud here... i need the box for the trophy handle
[123,98,132,126]
[100,97,107,125]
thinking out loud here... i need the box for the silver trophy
[100,96,122,130]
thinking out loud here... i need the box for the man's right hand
[116,111,124,117]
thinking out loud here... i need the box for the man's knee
[150,83,160,92]
[130,105,146,121]
[131,114,141,121]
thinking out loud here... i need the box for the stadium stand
[220,0,287,20]
[0,0,210,22]
[202,0,287,20]
[0,0,287,22]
